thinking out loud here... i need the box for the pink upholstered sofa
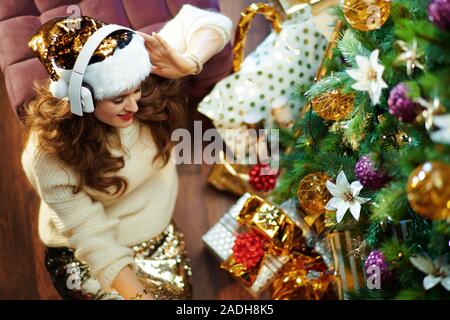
[0,0,232,121]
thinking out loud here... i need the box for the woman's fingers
[136,31,163,52]
[151,65,163,76]
[137,31,186,80]
[149,36,163,52]
[136,31,151,42]
[152,33,172,52]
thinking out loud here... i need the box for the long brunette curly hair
[22,75,186,197]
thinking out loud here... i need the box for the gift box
[202,193,306,297]
[207,151,279,197]
[269,198,337,300]
[198,4,327,137]
[327,230,366,300]
[279,198,335,269]
[207,161,256,197]
[271,253,335,300]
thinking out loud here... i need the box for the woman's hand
[112,265,155,300]
[137,31,197,80]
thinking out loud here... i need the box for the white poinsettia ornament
[346,49,388,105]
[410,255,450,291]
[430,114,450,145]
[325,171,370,223]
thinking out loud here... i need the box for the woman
[21,5,232,300]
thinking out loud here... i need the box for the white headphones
[68,24,134,116]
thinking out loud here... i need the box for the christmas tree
[274,0,450,299]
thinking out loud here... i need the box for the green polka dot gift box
[198,6,328,156]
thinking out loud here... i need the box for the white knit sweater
[21,4,232,293]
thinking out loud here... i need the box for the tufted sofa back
[0,0,232,120]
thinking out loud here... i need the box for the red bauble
[232,231,267,269]
[249,164,279,192]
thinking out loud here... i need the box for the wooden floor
[0,0,270,300]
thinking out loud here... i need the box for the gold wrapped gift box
[202,194,297,296]
[202,193,334,298]
[221,195,308,291]
[207,151,273,198]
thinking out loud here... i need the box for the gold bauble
[311,90,355,121]
[297,172,332,216]
[407,162,450,220]
[342,0,391,32]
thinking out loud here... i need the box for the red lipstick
[118,112,133,121]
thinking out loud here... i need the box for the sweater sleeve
[158,4,233,53]
[30,147,136,293]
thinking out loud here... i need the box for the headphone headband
[68,24,134,116]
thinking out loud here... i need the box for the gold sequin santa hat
[28,16,151,101]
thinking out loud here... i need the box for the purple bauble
[429,0,450,31]
[364,250,393,286]
[388,84,421,123]
[355,155,390,190]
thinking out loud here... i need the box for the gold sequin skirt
[44,222,193,300]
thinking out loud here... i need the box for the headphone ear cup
[81,84,95,113]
